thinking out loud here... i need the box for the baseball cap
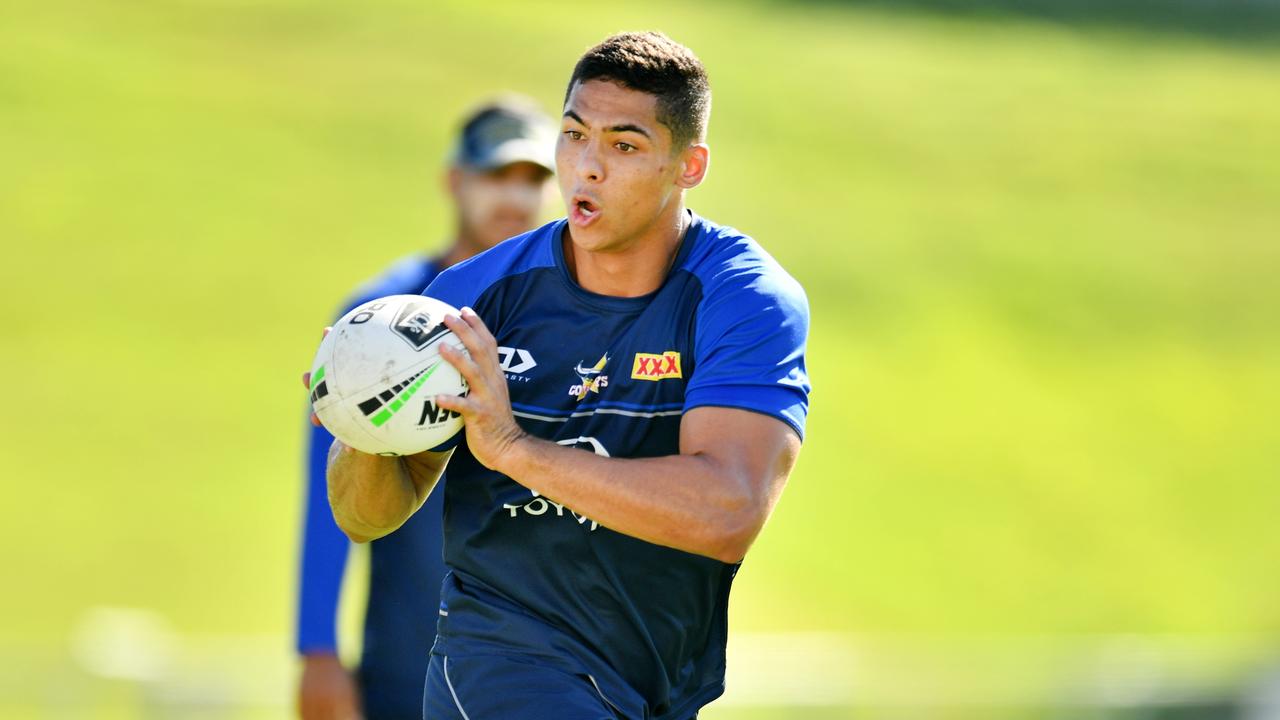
[452,97,556,173]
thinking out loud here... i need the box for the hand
[434,307,528,472]
[302,327,332,427]
[297,652,362,720]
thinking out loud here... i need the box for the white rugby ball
[308,294,468,456]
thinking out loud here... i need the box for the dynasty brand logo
[568,353,609,401]
[497,346,537,383]
[631,351,681,381]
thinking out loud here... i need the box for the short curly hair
[565,31,711,151]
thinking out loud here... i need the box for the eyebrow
[607,123,651,139]
[563,110,652,140]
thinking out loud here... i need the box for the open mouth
[570,196,601,226]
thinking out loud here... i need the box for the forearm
[496,437,760,562]
[426,309,797,563]
[325,441,444,543]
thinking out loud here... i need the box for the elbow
[692,459,780,563]
[340,526,375,544]
[705,506,765,564]
[710,545,748,565]
[708,528,756,564]
[331,509,390,544]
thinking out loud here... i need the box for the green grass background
[2,0,1279,714]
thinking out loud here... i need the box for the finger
[442,313,483,356]
[321,326,331,339]
[434,392,476,415]
[311,412,322,427]
[459,307,497,348]
[443,312,498,363]
[438,342,483,388]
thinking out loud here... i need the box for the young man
[314,32,810,719]
[295,97,555,720]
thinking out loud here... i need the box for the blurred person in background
[295,96,556,720]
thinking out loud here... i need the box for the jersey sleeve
[421,262,484,312]
[683,269,811,439]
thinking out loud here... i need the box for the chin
[565,223,617,253]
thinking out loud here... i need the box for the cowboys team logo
[568,353,609,401]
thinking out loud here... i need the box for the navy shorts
[423,652,621,720]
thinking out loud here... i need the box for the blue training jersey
[296,254,448,717]
[423,211,810,719]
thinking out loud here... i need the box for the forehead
[563,79,661,132]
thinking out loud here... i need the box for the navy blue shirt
[296,254,448,718]
[424,211,810,719]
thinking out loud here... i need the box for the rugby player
[313,32,810,719]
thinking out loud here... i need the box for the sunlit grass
[1,1,1278,713]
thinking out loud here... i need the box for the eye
[616,142,636,153]
[564,130,584,141]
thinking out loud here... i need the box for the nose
[576,141,604,184]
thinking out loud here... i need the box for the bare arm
[500,407,798,562]
[434,308,802,563]
[301,365,452,544]
[325,442,451,544]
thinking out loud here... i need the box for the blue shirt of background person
[294,96,556,720]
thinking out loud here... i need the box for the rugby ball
[308,295,468,456]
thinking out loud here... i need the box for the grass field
[2,0,1279,716]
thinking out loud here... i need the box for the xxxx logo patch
[631,351,682,381]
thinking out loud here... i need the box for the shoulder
[338,254,438,315]
[678,214,811,439]
[681,213,808,327]
[424,220,561,309]
[350,254,437,305]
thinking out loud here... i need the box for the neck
[565,203,688,298]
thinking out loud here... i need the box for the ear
[446,166,464,199]
[675,144,710,190]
